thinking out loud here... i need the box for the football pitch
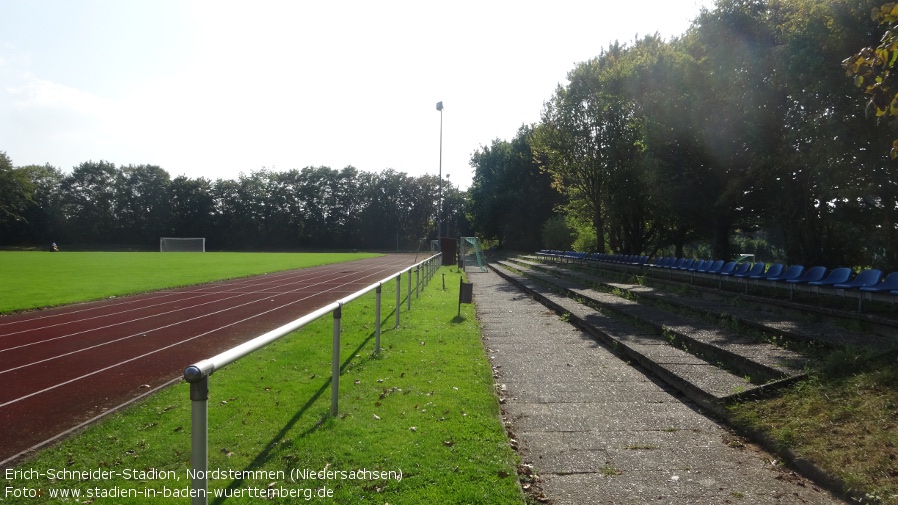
[0,251,382,314]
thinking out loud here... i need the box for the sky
[1,0,715,190]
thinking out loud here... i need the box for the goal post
[460,237,487,272]
[160,237,206,252]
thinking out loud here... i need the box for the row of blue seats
[649,257,896,294]
[536,250,649,265]
[536,250,898,295]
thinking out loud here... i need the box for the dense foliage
[0,153,469,251]
[470,0,898,270]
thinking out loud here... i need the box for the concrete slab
[472,268,847,504]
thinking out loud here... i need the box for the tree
[61,160,119,244]
[468,125,559,250]
[0,152,36,244]
[168,176,216,241]
[115,164,171,245]
[534,42,663,255]
[405,174,439,245]
[14,164,65,244]
[843,2,898,158]
[841,0,898,268]
[534,52,615,253]
[357,169,410,250]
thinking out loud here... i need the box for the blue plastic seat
[860,272,898,293]
[766,265,804,282]
[678,259,696,270]
[834,269,882,290]
[750,263,784,280]
[699,259,725,273]
[807,267,854,287]
[786,266,827,284]
[733,261,767,279]
[723,262,751,277]
[716,262,737,276]
[734,262,766,279]
[688,259,709,272]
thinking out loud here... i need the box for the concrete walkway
[470,269,846,505]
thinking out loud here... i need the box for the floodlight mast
[436,101,443,245]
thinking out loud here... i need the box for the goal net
[460,237,487,272]
[160,237,206,252]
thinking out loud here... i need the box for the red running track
[0,253,423,465]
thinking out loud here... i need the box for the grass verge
[0,251,381,314]
[1,266,523,504]
[727,348,898,504]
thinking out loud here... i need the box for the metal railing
[182,253,441,504]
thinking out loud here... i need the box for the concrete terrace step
[514,256,890,350]
[489,262,770,416]
[499,259,808,384]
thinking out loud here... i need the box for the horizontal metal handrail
[184,302,337,380]
[183,252,441,505]
[183,253,439,382]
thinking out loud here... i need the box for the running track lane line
[0,266,308,328]
[0,256,417,408]
[0,261,372,337]
[0,254,423,465]
[0,265,386,356]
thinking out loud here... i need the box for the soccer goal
[459,237,487,272]
[160,237,206,252]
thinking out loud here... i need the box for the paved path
[470,269,846,505]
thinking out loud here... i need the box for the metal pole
[407,269,412,311]
[395,274,401,328]
[437,101,443,242]
[331,305,341,416]
[419,264,425,292]
[186,370,208,505]
[375,284,382,354]
[415,266,420,299]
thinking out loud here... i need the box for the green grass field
[0,251,381,314]
[0,258,524,504]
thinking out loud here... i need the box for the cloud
[5,74,111,146]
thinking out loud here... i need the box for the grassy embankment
[728,346,898,504]
[0,255,523,504]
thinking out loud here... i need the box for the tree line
[468,0,898,270]
[0,154,469,251]
[6,0,898,268]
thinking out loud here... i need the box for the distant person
[49,242,58,252]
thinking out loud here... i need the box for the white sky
[1,0,714,190]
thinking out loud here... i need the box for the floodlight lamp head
[436,101,443,111]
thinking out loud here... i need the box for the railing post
[395,274,401,328]
[375,284,382,354]
[407,270,412,311]
[415,265,420,299]
[331,304,342,416]
[184,368,209,505]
